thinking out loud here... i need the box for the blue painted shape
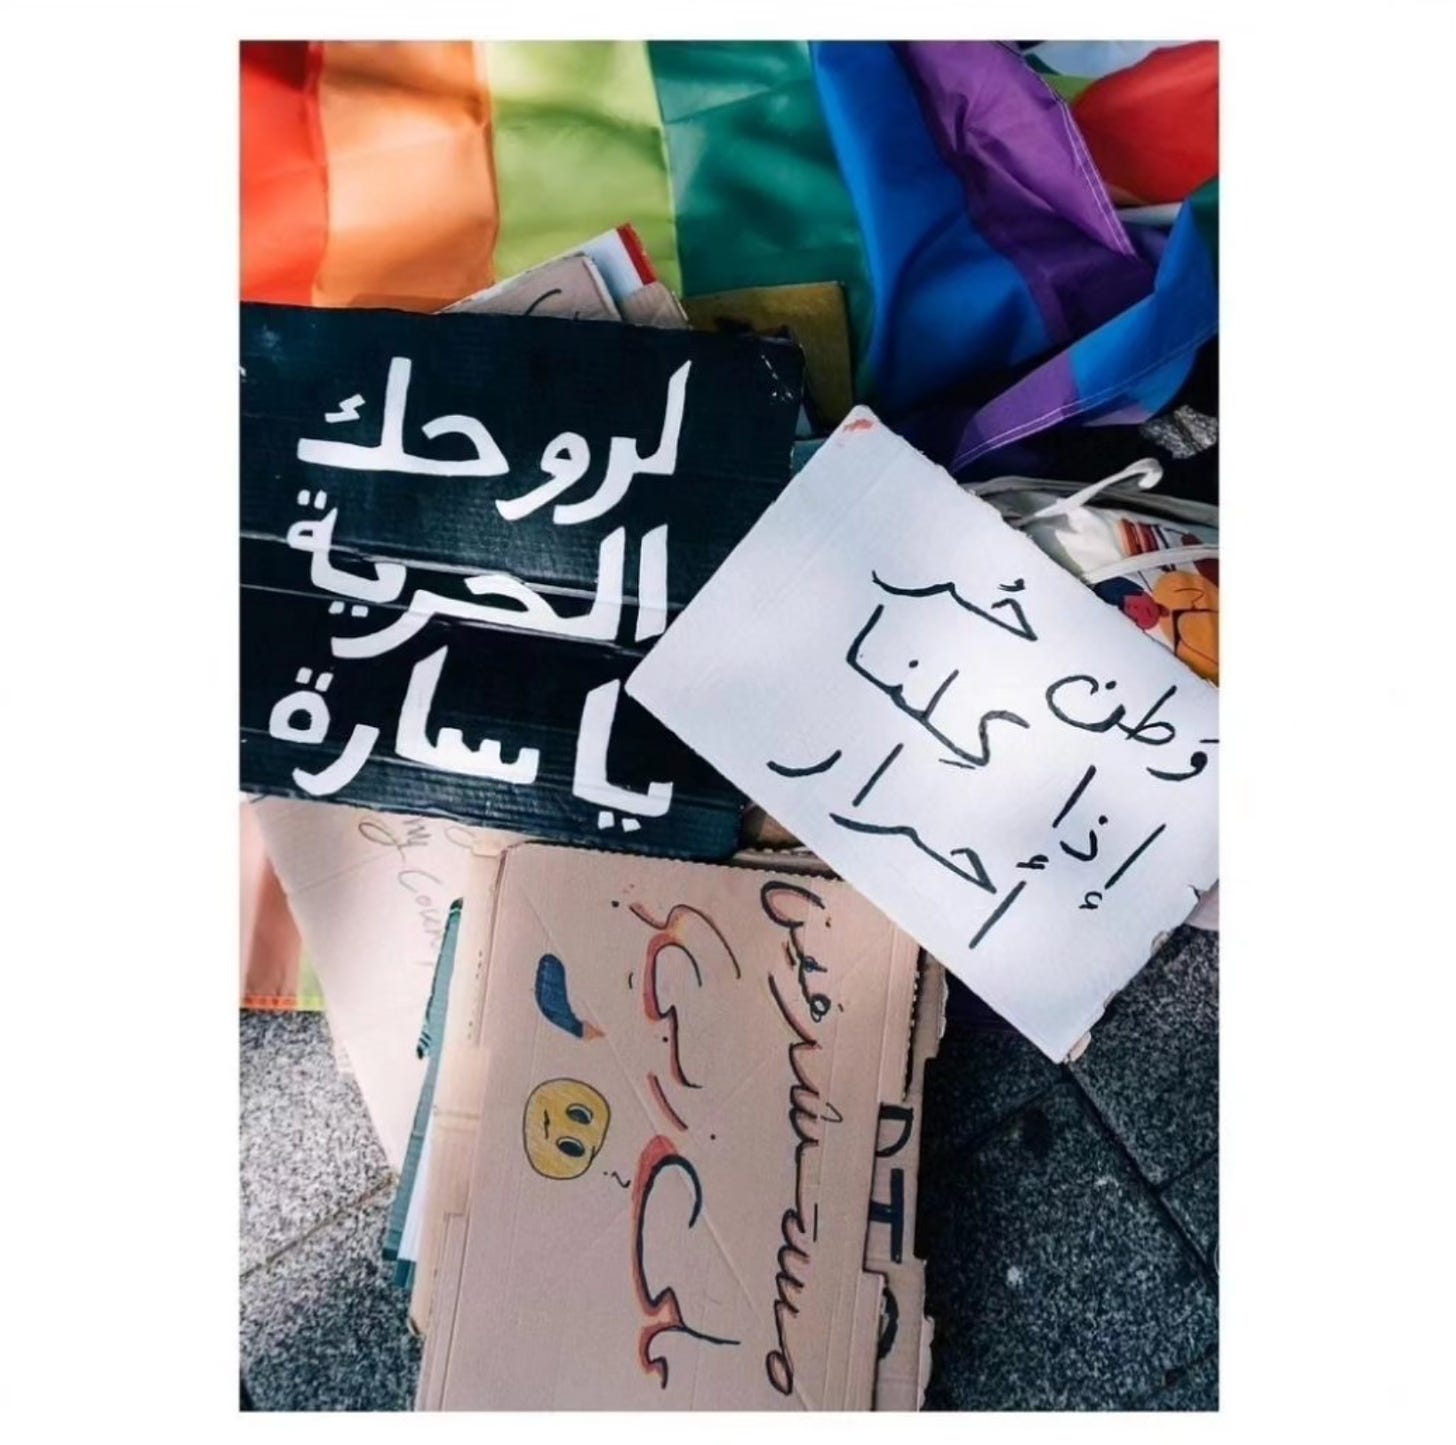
[535,953,587,1039]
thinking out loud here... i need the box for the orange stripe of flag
[311,41,499,311]
[240,41,329,304]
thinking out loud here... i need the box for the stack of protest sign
[241,222,1217,1410]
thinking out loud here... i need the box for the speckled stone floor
[239,927,1217,1411]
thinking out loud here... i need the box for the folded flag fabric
[1072,41,1219,205]
[487,43,681,294]
[1021,40,1218,199]
[812,40,1157,412]
[906,179,1218,471]
[648,41,875,381]
[241,39,1217,453]
[242,41,501,312]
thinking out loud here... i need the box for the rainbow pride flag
[241,40,1217,466]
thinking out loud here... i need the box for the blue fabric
[1068,181,1217,423]
[811,41,1052,412]
[905,181,1218,470]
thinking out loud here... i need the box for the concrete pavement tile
[240,1190,420,1411]
[240,1012,393,1274]
[1162,1154,1218,1271]
[921,1021,1061,1163]
[918,1083,1217,1410]
[1136,1348,1218,1411]
[1068,927,1218,1187]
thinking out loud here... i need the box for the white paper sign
[627,409,1218,1059]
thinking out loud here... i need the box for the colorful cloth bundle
[972,469,1220,683]
[240,40,1217,467]
[1026,41,1219,204]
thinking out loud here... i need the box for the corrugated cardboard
[442,226,689,332]
[443,252,622,323]
[384,901,462,1279]
[246,229,699,1154]
[444,223,667,322]
[867,951,944,1408]
[620,281,690,330]
[408,843,515,1343]
[684,282,854,430]
[240,302,804,857]
[411,842,938,1410]
[392,846,828,1276]
[252,796,521,1167]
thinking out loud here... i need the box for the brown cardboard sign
[251,797,522,1167]
[413,843,937,1410]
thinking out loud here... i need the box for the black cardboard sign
[241,303,804,858]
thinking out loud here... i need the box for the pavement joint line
[1157,1147,1220,1269]
[1159,1145,1218,1193]
[926,1070,1065,1158]
[1063,1073,1220,1299]
[240,1175,399,1283]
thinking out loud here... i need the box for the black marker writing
[829,814,996,892]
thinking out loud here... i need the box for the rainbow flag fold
[240,39,1217,463]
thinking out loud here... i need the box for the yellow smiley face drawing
[523,1079,611,1180]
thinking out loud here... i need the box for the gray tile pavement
[240,1012,420,1410]
[1136,1346,1218,1411]
[1068,926,1219,1188]
[239,926,1218,1410]
[240,1011,393,1275]
[240,1189,421,1411]
[1162,1154,1219,1270]
[921,1021,1062,1150]
[918,1082,1217,1410]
